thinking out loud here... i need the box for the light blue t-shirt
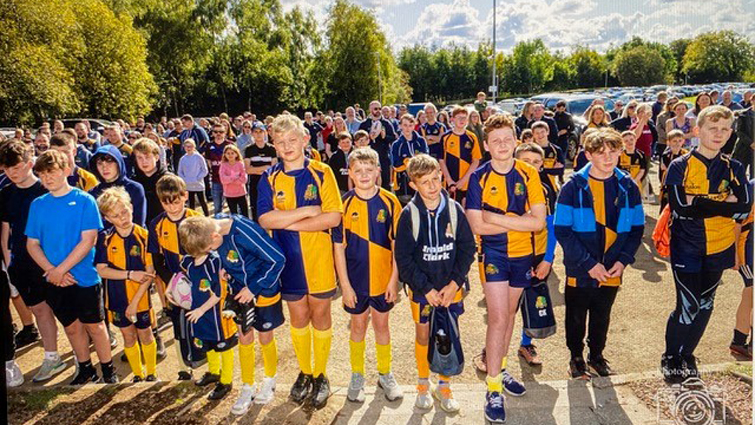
[25,188,103,287]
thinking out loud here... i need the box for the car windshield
[568,99,594,116]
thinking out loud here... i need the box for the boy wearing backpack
[394,154,476,413]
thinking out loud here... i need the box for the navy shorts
[282,288,337,302]
[252,297,285,332]
[110,310,154,330]
[343,292,394,315]
[194,335,238,353]
[483,248,533,288]
[409,289,464,325]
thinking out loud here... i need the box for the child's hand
[438,280,459,307]
[385,278,398,304]
[425,289,442,307]
[186,308,204,323]
[607,262,625,278]
[300,205,322,218]
[534,261,552,280]
[341,284,357,309]
[132,271,155,284]
[125,303,138,322]
[234,287,254,304]
[588,263,611,283]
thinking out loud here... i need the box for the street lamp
[374,51,383,105]
[491,0,497,103]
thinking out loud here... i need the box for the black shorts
[8,262,47,307]
[195,335,238,353]
[47,284,105,328]
[740,264,753,288]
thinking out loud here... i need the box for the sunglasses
[212,130,225,134]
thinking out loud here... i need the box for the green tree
[612,45,667,86]
[397,45,435,102]
[500,39,553,95]
[682,31,755,83]
[669,38,691,82]
[571,46,605,88]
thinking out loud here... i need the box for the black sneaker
[569,357,591,380]
[310,374,330,409]
[208,382,232,400]
[145,374,158,382]
[682,355,699,380]
[196,372,220,387]
[290,372,313,404]
[14,325,40,348]
[177,371,192,381]
[101,362,118,384]
[120,352,129,362]
[132,375,144,383]
[661,355,685,384]
[70,363,99,385]
[587,355,613,377]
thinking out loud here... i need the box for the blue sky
[282,0,755,52]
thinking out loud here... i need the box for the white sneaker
[33,357,67,382]
[378,372,403,401]
[415,382,433,409]
[347,373,365,402]
[254,376,276,405]
[231,383,258,415]
[6,361,23,388]
[433,385,460,413]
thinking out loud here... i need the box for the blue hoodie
[89,145,147,227]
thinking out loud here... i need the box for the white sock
[6,360,16,369]
[44,351,59,361]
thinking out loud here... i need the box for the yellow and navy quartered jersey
[69,166,99,192]
[333,188,401,296]
[148,209,203,275]
[538,142,565,191]
[420,121,447,160]
[257,159,344,296]
[619,150,647,181]
[466,160,545,258]
[441,130,482,190]
[666,150,752,272]
[533,173,558,260]
[554,165,645,288]
[181,253,237,342]
[96,225,153,313]
[738,212,753,271]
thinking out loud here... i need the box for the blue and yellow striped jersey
[69,166,99,192]
[618,150,647,181]
[96,225,153,313]
[420,121,447,160]
[466,160,545,258]
[441,130,482,190]
[181,253,237,342]
[257,159,344,295]
[333,188,401,296]
[148,209,203,275]
[539,143,565,191]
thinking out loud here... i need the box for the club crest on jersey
[304,184,318,201]
[130,245,141,257]
[275,190,285,206]
[514,182,525,196]
[194,338,203,349]
[718,180,730,193]
[486,263,499,275]
[111,246,118,253]
[465,140,472,150]
[421,304,431,318]
[376,209,387,223]
[226,250,239,263]
[535,296,548,309]
[199,279,211,292]
[490,186,498,196]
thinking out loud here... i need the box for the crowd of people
[0,89,753,423]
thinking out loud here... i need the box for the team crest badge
[351,211,359,222]
[514,182,525,196]
[194,338,203,349]
[465,141,472,150]
[535,296,548,309]
[490,186,498,196]
[421,304,432,318]
[130,245,140,257]
[718,180,730,193]
[199,279,211,292]
[226,250,239,263]
[376,209,387,223]
[485,264,499,275]
[304,184,318,200]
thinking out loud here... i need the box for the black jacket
[132,161,169,225]
[394,191,475,295]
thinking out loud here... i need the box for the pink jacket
[219,161,248,197]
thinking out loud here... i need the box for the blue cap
[252,122,266,131]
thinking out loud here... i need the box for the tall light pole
[374,51,383,105]
[491,0,497,103]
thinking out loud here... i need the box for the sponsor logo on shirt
[351,211,359,222]
[422,242,454,261]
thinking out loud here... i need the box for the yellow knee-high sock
[260,338,278,378]
[239,342,255,385]
[290,325,312,375]
[376,342,392,375]
[220,349,234,385]
[206,350,221,375]
[350,339,366,374]
[312,327,332,377]
[415,341,429,379]
[501,356,508,371]
[141,340,157,376]
[124,343,144,378]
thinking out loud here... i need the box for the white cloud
[398,0,483,50]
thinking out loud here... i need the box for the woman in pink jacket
[219,144,249,216]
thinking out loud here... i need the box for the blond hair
[348,147,379,168]
[271,114,308,139]
[132,137,160,156]
[183,138,196,148]
[514,142,545,158]
[178,216,218,257]
[222,144,242,162]
[97,187,132,217]
[407,154,440,181]
[620,130,636,139]
[697,105,733,128]
[484,113,516,136]
[583,127,624,154]
[666,129,684,141]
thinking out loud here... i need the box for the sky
[281,0,755,53]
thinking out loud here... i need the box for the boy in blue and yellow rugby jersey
[95,187,157,382]
[731,197,753,359]
[440,106,482,204]
[662,106,752,383]
[257,114,343,409]
[334,148,404,403]
[658,130,688,212]
[179,213,285,414]
[394,154,475,414]
[420,103,447,160]
[554,127,644,381]
[466,115,546,424]
[391,114,428,204]
[148,174,205,380]
[618,131,647,188]
[177,239,237,401]
[531,121,565,191]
